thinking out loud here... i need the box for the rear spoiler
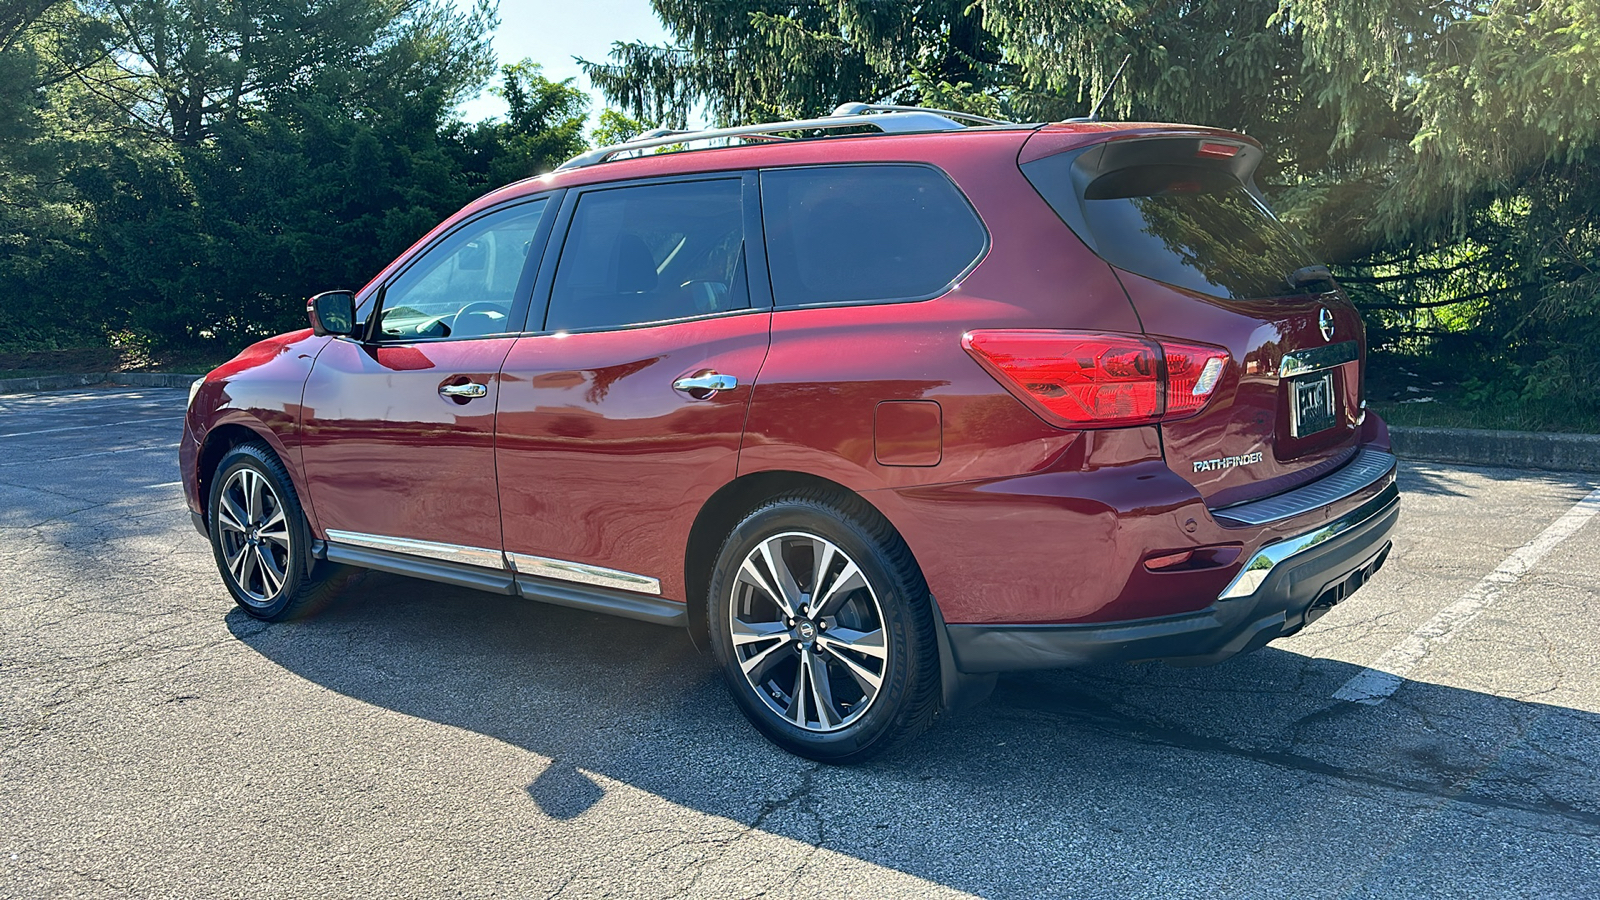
[1017,130,1268,254]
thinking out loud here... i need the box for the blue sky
[456,0,673,125]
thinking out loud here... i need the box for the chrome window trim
[1217,481,1400,601]
[1279,340,1359,378]
[324,530,508,570]
[508,552,662,596]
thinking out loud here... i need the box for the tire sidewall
[208,444,308,620]
[708,499,928,761]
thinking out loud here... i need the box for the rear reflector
[963,330,1230,429]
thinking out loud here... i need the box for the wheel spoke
[255,546,284,595]
[740,553,793,617]
[784,656,808,724]
[818,636,883,694]
[217,494,249,534]
[731,618,788,647]
[812,561,865,618]
[257,507,291,548]
[238,539,260,594]
[805,649,840,729]
[759,537,803,614]
[820,625,887,660]
[809,538,836,599]
[224,541,249,583]
[739,636,791,685]
[244,470,265,523]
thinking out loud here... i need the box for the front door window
[379,199,548,340]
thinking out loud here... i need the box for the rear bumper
[946,480,1400,672]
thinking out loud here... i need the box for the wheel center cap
[795,620,817,642]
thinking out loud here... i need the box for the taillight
[962,330,1230,429]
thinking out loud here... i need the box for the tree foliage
[586,0,1600,417]
[0,0,615,356]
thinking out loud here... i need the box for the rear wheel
[208,442,357,621]
[707,493,940,763]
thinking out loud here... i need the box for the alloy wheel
[728,531,890,733]
[215,467,293,605]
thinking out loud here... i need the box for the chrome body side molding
[1218,481,1400,601]
[323,541,518,596]
[1279,340,1359,378]
[508,552,662,596]
[1212,448,1397,527]
[318,536,682,626]
[323,529,507,570]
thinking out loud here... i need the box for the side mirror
[308,290,357,337]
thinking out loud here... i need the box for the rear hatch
[1020,128,1364,508]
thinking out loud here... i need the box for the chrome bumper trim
[323,530,508,570]
[508,552,662,596]
[1218,482,1400,601]
[1213,447,1397,527]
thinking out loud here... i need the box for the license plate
[1290,371,1336,438]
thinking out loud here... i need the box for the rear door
[495,173,771,601]
[1022,135,1365,508]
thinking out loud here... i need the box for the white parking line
[0,416,185,439]
[1334,485,1600,705]
[0,443,181,467]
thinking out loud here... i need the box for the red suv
[181,105,1399,762]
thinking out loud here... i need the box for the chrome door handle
[439,382,488,399]
[672,372,738,394]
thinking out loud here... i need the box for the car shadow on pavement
[226,571,1600,896]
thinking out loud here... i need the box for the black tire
[207,442,358,622]
[707,490,940,763]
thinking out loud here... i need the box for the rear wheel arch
[683,471,923,643]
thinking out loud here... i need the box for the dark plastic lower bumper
[946,482,1400,673]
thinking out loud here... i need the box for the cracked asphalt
[2,387,1598,898]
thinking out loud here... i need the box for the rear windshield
[1078,165,1318,301]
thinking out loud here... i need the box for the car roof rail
[555,103,1020,171]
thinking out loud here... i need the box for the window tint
[545,179,748,331]
[379,199,546,340]
[761,165,986,307]
[1080,165,1319,300]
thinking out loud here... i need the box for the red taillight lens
[1161,340,1231,418]
[963,330,1230,429]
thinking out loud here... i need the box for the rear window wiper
[1286,265,1335,292]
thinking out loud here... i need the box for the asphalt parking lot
[2,387,1597,898]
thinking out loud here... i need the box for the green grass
[1369,399,1600,434]
[1367,350,1600,434]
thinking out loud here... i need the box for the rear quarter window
[760,165,986,308]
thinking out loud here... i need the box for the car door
[495,173,771,602]
[300,195,556,563]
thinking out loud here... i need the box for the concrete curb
[0,372,202,395]
[1390,425,1600,475]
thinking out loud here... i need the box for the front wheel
[208,442,356,621]
[707,493,940,763]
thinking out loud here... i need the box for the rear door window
[544,178,749,331]
[760,165,987,308]
[1079,165,1319,301]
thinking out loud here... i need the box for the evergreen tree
[581,0,1011,126]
